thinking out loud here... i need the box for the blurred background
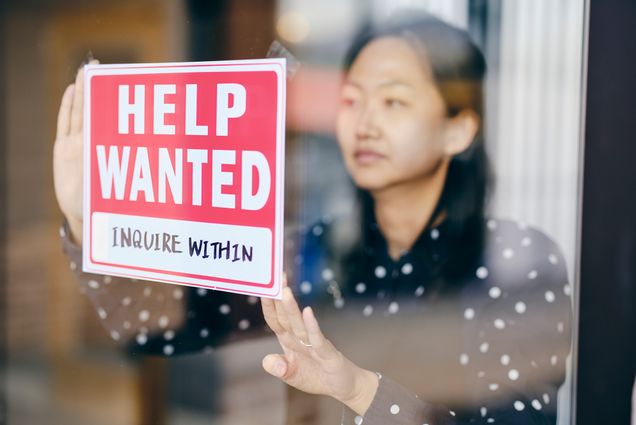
[2,0,586,424]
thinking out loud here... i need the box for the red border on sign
[83,60,285,296]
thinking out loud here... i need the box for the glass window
[4,1,588,424]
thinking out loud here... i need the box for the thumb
[262,354,288,378]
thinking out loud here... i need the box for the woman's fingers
[56,84,75,139]
[282,287,310,345]
[262,353,288,378]
[274,274,294,332]
[262,276,312,350]
[274,295,291,332]
[261,296,285,334]
[70,59,98,136]
[70,65,85,134]
[303,306,332,358]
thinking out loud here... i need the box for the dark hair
[344,13,491,282]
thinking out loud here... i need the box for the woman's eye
[385,98,406,108]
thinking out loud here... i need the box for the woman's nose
[355,106,380,139]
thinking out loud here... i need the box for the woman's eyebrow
[342,80,413,90]
[377,80,413,90]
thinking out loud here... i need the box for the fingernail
[78,50,94,70]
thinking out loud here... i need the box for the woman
[55,13,571,425]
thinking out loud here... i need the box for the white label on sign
[91,212,272,284]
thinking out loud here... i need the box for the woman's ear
[442,109,479,156]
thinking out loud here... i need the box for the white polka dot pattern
[300,281,312,294]
[321,268,334,281]
[158,315,169,328]
[488,286,501,299]
[493,318,506,329]
[139,310,150,322]
[476,266,489,279]
[374,266,387,279]
[545,290,556,303]
[464,308,475,320]
[62,216,570,424]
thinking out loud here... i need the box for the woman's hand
[260,279,379,416]
[53,59,98,244]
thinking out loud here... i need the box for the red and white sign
[82,59,286,299]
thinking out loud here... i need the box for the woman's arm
[60,220,268,355]
[261,284,379,414]
[54,61,271,356]
[261,224,572,425]
[260,283,457,425]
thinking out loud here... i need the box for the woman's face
[336,36,450,194]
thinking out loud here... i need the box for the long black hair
[343,13,491,283]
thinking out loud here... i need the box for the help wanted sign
[82,59,286,299]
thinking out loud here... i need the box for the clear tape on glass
[267,40,301,80]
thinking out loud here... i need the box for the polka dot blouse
[61,217,571,424]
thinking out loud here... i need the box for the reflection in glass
[6,1,584,424]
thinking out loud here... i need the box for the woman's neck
[372,162,449,261]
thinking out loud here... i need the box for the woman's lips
[353,149,385,165]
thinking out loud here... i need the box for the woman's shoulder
[476,217,569,290]
[482,217,563,253]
